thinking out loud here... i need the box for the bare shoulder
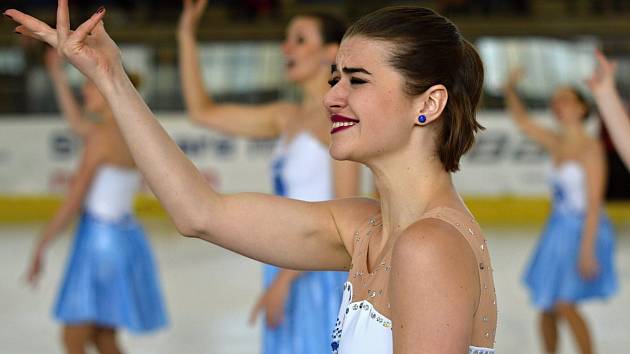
[389,218,481,340]
[392,218,478,280]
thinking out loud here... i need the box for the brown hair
[301,12,347,46]
[344,6,484,172]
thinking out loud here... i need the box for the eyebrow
[331,64,372,75]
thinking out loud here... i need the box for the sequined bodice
[331,207,497,353]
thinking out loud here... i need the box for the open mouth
[330,114,360,134]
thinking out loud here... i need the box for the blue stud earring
[418,114,427,124]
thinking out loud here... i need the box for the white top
[272,132,332,201]
[333,282,495,354]
[550,161,586,214]
[84,165,141,221]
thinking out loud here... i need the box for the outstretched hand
[5,1,124,86]
[586,49,618,95]
[248,279,291,328]
[25,246,45,288]
[178,0,208,34]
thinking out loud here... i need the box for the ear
[414,84,448,126]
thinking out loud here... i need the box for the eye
[350,78,367,85]
[328,77,340,87]
[297,36,305,44]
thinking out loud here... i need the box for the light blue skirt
[523,210,618,311]
[54,212,168,333]
[263,265,347,354]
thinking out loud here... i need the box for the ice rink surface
[1,220,628,354]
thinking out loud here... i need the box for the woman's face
[282,16,331,83]
[550,87,587,124]
[82,81,107,114]
[324,36,420,163]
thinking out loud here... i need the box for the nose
[324,80,347,113]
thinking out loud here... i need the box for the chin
[329,141,362,163]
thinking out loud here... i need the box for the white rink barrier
[0,111,599,197]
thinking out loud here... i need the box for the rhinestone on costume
[369,290,376,297]
[345,308,349,314]
[455,222,461,227]
[353,304,359,310]
[369,218,376,225]
[377,317,383,323]
[483,315,488,322]
[370,313,376,319]
[479,262,485,270]
[484,332,490,338]
[480,244,485,251]
[383,322,392,328]
[468,228,474,235]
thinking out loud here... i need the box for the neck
[368,147,459,240]
[299,68,332,110]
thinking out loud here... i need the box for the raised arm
[587,50,630,170]
[45,47,96,138]
[177,0,289,138]
[26,134,104,286]
[6,2,372,272]
[504,69,560,152]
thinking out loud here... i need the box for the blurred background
[1,0,629,353]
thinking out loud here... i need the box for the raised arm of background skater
[503,69,561,154]
[177,0,293,138]
[44,47,97,138]
[587,50,630,170]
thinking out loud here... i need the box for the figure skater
[178,2,358,353]
[7,4,497,353]
[25,46,168,354]
[505,69,618,354]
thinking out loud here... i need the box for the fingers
[56,0,71,45]
[72,7,106,43]
[4,9,57,46]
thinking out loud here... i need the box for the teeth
[332,122,357,129]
